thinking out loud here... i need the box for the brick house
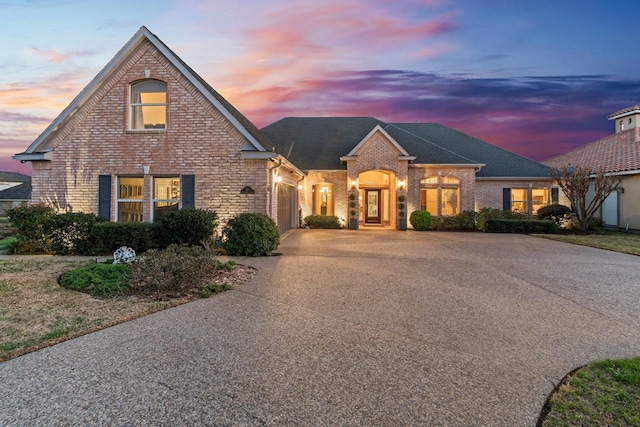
[545,105,640,231]
[15,27,556,232]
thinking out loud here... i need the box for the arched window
[130,80,167,130]
[420,175,460,216]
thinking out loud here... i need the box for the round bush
[537,204,571,224]
[409,210,432,231]
[222,213,280,256]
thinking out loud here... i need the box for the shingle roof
[262,117,551,178]
[544,129,640,173]
[0,172,31,200]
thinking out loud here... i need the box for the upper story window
[130,80,167,130]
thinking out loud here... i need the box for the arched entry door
[357,170,395,226]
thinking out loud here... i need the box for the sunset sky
[2,0,640,174]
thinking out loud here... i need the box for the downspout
[268,157,282,218]
[296,175,305,228]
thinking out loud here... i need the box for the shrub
[476,207,526,231]
[129,244,222,298]
[430,216,460,231]
[223,213,280,256]
[304,215,341,229]
[537,204,572,226]
[485,218,558,234]
[409,210,432,231]
[93,222,160,254]
[6,204,56,253]
[159,208,219,247]
[46,212,103,255]
[59,261,131,297]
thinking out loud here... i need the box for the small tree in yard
[549,164,622,232]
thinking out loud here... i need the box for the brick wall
[30,40,270,228]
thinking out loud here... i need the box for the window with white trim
[153,176,180,221]
[130,80,167,130]
[117,176,144,222]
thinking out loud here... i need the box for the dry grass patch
[0,258,254,361]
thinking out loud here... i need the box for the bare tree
[549,164,623,232]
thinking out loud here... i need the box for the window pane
[532,188,549,215]
[421,188,438,214]
[312,184,334,216]
[118,177,144,199]
[421,176,438,185]
[131,105,166,129]
[441,188,459,215]
[442,176,460,184]
[511,188,527,213]
[118,177,144,222]
[154,202,178,222]
[118,202,143,222]
[154,177,180,200]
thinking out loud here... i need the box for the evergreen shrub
[223,213,280,256]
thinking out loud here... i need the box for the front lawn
[536,231,640,256]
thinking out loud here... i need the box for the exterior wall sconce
[298,183,303,190]
[142,165,150,175]
[398,179,405,190]
[274,176,283,183]
[351,179,357,189]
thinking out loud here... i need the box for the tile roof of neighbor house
[14,26,273,160]
[544,129,640,173]
[262,117,551,178]
[0,172,31,200]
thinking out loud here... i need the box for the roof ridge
[384,123,478,164]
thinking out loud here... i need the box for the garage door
[277,183,295,234]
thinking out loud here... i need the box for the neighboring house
[0,172,31,215]
[14,26,556,232]
[544,105,640,231]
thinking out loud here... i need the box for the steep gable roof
[262,117,550,178]
[544,129,640,173]
[14,26,273,161]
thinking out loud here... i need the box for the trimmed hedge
[46,212,103,255]
[485,218,558,234]
[93,222,160,254]
[304,215,341,229]
[158,208,219,246]
[6,203,56,253]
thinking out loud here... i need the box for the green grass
[536,231,640,256]
[0,236,16,254]
[541,357,640,426]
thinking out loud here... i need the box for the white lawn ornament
[113,246,136,264]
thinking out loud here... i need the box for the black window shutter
[502,188,511,211]
[98,175,112,221]
[551,188,559,204]
[182,175,195,208]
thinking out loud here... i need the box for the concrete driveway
[1,230,639,426]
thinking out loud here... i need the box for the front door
[365,189,381,223]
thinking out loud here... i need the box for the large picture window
[130,80,167,130]
[420,175,460,216]
[117,177,144,222]
[511,188,528,213]
[532,188,549,215]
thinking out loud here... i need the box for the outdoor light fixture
[351,179,357,188]
[398,179,405,190]
[274,176,283,183]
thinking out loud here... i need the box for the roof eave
[12,152,53,162]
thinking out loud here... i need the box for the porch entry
[357,170,396,227]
